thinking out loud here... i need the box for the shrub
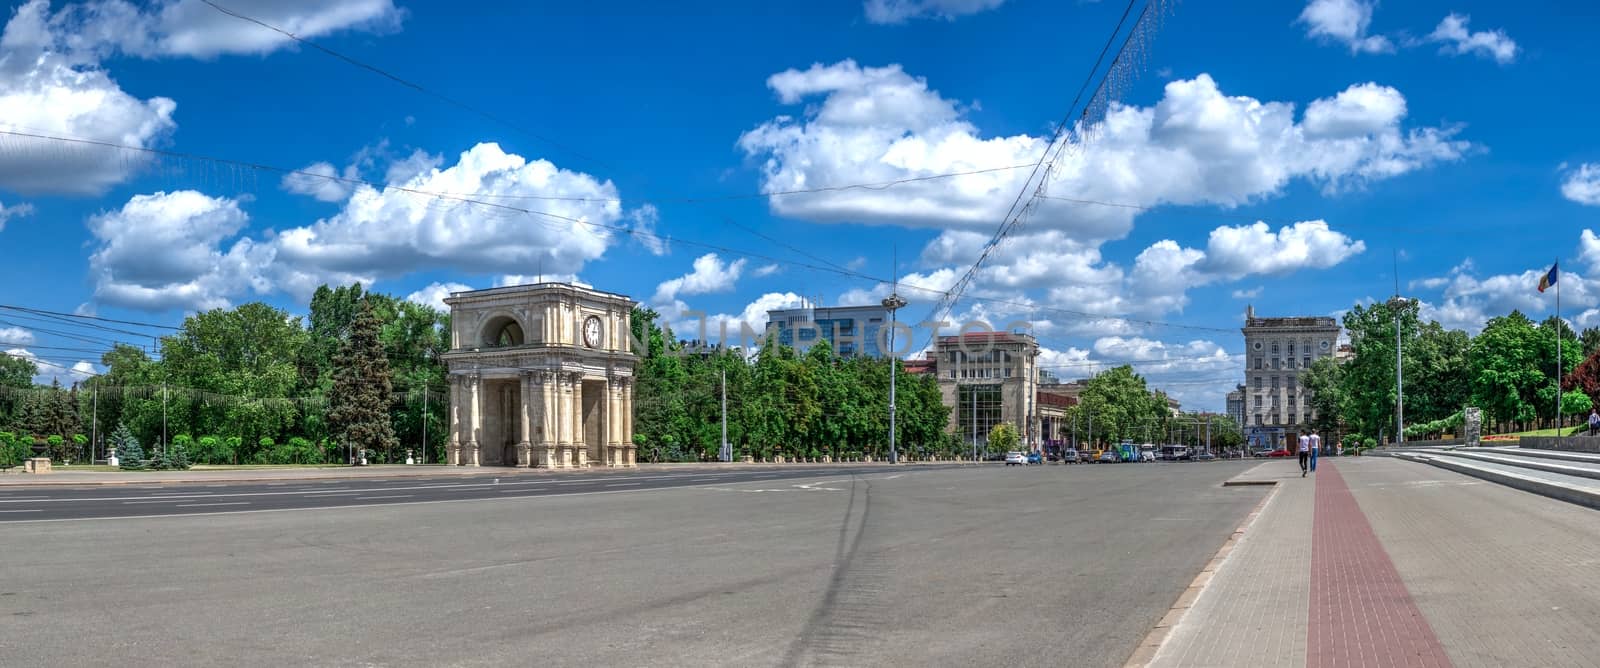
[46,435,66,462]
[191,435,234,465]
[0,432,27,470]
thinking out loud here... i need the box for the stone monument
[441,282,638,468]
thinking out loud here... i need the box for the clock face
[1252,341,1263,351]
[1320,340,1331,350]
[583,316,602,348]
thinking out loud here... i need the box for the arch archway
[481,315,525,348]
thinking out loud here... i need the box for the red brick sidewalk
[1309,462,1451,667]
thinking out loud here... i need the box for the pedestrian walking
[1309,432,1320,472]
[1297,431,1310,477]
[1589,409,1599,436]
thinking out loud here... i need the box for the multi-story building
[932,332,1041,450]
[1241,306,1340,449]
[1226,384,1246,428]
[764,303,893,358]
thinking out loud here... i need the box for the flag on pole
[1537,262,1559,293]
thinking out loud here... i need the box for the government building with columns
[441,283,637,468]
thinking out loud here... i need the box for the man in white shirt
[1309,432,1321,473]
[1297,431,1310,478]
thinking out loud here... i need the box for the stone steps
[1396,451,1600,511]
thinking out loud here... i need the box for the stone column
[446,374,461,466]
[622,377,636,467]
[607,377,621,467]
[467,373,482,467]
[517,372,533,467]
[574,373,589,468]
[557,372,574,468]
[535,371,555,468]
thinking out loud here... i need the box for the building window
[1004,367,1012,378]
[1254,376,1263,389]
[1255,396,1263,408]
[1288,342,1295,355]
[1254,358,1262,370]
[1271,376,1279,389]
[1303,356,1311,368]
[1271,342,1280,354]
[949,370,955,379]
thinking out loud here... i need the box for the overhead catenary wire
[0,129,1241,337]
[920,0,1157,339]
[0,304,181,331]
[99,0,1244,347]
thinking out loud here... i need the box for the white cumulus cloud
[404,281,472,313]
[0,326,35,345]
[1562,164,1600,207]
[1426,13,1517,64]
[1297,0,1393,54]
[273,142,623,295]
[87,190,275,312]
[652,253,748,305]
[0,200,34,232]
[863,0,1005,24]
[281,161,358,202]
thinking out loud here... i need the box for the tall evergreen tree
[328,299,399,461]
[111,423,145,470]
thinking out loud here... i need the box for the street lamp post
[882,292,907,464]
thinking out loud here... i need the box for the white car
[1004,451,1027,466]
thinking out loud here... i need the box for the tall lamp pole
[882,291,908,464]
[1389,296,1406,447]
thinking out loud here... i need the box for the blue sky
[1,0,1597,410]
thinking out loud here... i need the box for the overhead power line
[197,0,622,179]
[0,304,180,331]
[922,0,1172,341]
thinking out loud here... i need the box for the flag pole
[1556,259,1562,434]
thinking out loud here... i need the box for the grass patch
[1488,426,1588,439]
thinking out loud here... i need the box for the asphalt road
[0,465,950,522]
[0,461,1265,667]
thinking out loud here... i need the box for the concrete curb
[1124,479,1281,667]
[1397,453,1600,511]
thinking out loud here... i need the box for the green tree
[989,422,1020,453]
[0,354,35,424]
[327,300,399,461]
[161,303,306,460]
[1301,356,1345,435]
[1582,327,1600,358]
[1073,366,1166,446]
[1470,312,1546,431]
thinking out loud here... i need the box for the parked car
[1139,450,1156,462]
[1266,449,1292,458]
[1026,451,1043,465]
[1061,449,1080,464]
[1005,451,1027,466]
[1097,450,1120,463]
[1252,449,1274,458]
[1195,452,1216,461]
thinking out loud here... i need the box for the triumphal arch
[441,283,637,468]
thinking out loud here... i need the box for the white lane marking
[604,482,640,487]
[355,494,413,500]
[175,502,249,508]
[0,509,41,513]
[122,500,181,505]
